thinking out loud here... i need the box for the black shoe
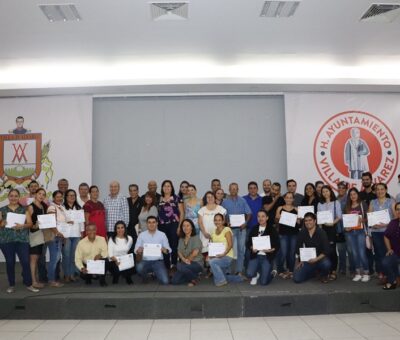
[126,277,133,285]
[100,280,108,287]
[85,278,92,285]
[112,276,119,284]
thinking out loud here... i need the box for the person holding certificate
[62,189,83,283]
[275,192,300,279]
[209,213,244,287]
[134,216,171,285]
[172,219,203,286]
[222,183,252,275]
[0,189,39,293]
[46,190,68,288]
[343,188,370,282]
[75,223,109,286]
[381,202,400,290]
[293,212,331,284]
[184,184,203,235]
[317,185,342,281]
[246,210,279,285]
[368,183,396,282]
[108,221,134,284]
[300,183,319,212]
[27,188,48,289]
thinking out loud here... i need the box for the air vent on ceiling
[260,1,300,18]
[150,2,189,21]
[360,3,400,22]
[39,4,82,22]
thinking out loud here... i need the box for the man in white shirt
[134,216,171,285]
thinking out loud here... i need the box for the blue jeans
[346,230,368,273]
[246,255,274,285]
[136,260,169,285]
[47,237,62,282]
[0,242,32,287]
[231,227,246,273]
[209,256,244,286]
[382,254,400,283]
[276,234,297,273]
[371,232,386,273]
[171,262,203,284]
[293,257,331,283]
[62,237,80,277]
[159,222,179,268]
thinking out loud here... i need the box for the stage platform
[1,269,399,320]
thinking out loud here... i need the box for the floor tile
[22,331,67,340]
[148,331,190,340]
[232,329,277,340]
[34,320,80,332]
[311,324,363,339]
[63,331,108,340]
[301,315,345,327]
[191,319,230,331]
[0,320,44,332]
[0,331,28,340]
[191,329,233,340]
[271,327,320,340]
[335,313,381,325]
[152,319,190,332]
[106,329,149,340]
[350,323,400,337]
[265,316,308,329]
[228,317,270,330]
[71,320,116,333]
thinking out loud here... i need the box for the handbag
[29,230,45,247]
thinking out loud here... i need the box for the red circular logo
[313,111,398,189]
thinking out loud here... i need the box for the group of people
[0,172,399,293]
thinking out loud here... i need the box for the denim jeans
[158,222,179,268]
[371,232,386,274]
[209,256,244,286]
[276,234,297,273]
[343,232,355,273]
[136,260,169,285]
[231,227,246,273]
[0,242,32,287]
[47,237,63,282]
[171,262,203,284]
[345,230,368,273]
[62,237,80,277]
[246,255,274,285]
[382,254,400,283]
[293,257,331,283]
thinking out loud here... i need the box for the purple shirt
[384,218,400,256]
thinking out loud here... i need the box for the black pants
[159,222,179,268]
[328,242,338,273]
[109,260,134,282]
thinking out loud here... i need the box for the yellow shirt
[75,236,108,269]
[211,227,233,258]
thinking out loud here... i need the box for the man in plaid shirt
[104,181,129,238]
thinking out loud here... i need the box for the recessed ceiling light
[150,2,189,21]
[39,4,82,23]
[360,3,400,22]
[260,1,300,18]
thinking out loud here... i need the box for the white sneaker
[250,273,260,285]
[361,275,370,282]
[6,287,15,294]
[352,274,362,282]
[26,286,39,293]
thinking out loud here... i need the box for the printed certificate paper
[208,242,226,257]
[300,248,317,262]
[252,236,271,251]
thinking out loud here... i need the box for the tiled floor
[0,313,399,340]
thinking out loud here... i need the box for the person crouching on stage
[75,223,108,286]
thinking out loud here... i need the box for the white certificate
[299,247,317,262]
[317,211,334,224]
[117,253,135,271]
[66,210,85,223]
[367,209,391,226]
[208,242,226,257]
[298,206,315,218]
[279,211,297,227]
[342,214,360,229]
[252,236,271,251]
[86,260,105,275]
[143,243,162,258]
[229,214,245,227]
[57,222,81,238]
[38,214,57,229]
[6,212,26,228]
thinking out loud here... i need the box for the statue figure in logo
[344,127,370,180]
